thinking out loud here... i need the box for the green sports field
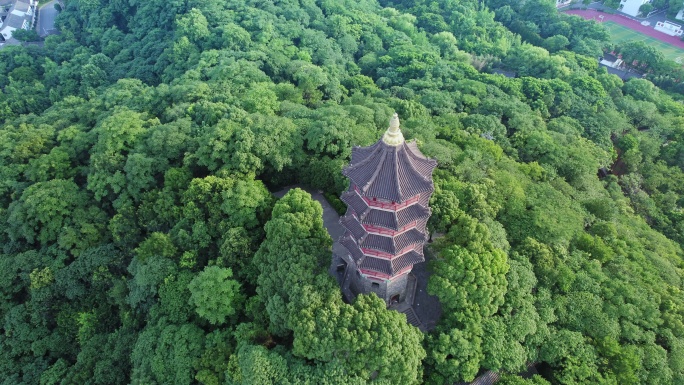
[603,21,684,62]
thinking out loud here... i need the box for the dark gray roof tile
[340,215,366,240]
[360,228,426,254]
[358,251,424,276]
[340,235,364,262]
[345,195,431,230]
[360,256,391,275]
[363,209,398,229]
[343,140,436,203]
[392,251,424,272]
[360,234,394,253]
[341,190,368,215]
[394,229,427,251]
[350,141,381,165]
[396,204,430,228]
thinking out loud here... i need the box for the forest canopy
[1,0,684,384]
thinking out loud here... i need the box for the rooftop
[1,0,35,41]
[344,137,436,203]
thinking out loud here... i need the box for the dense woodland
[1,0,684,384]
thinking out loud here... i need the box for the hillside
[0,0,683,384]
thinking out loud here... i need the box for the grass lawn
[602,21,684,63]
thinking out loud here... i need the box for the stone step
[401,307,421,328]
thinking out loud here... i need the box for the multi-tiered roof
[339,114,436,280]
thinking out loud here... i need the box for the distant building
[618,0,650,17]
[0,0,37,42]
[676,8,684,21]
[335,113,436,305]
[599,56,642,80]
[654,21,684,36]
[600,53,624,69]
[556,0,572,8]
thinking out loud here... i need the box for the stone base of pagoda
[350,270,409,305]
[331,243,356,303]
[332,241,423,309]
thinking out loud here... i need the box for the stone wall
[351,269,409,304]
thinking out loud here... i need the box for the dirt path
[566,9,684,50]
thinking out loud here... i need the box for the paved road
[567,9,684,50]
[37,0,58,37]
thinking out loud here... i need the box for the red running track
[565,9,684,50]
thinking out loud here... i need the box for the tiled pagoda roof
[340,215,366,239]
[340,235,364,262]
[341,191,430,231]
[340,215,427,253]
[341,190,367,214]
[339,235,425,275]
[343,140,436,203]
[360,229,426,254]
[366,204,429,229]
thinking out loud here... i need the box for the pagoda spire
[382,113,405,146]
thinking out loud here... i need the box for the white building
[0,0,37,41]
[618,0,650,17]
[676,8,684,21]
[654,21,684,36]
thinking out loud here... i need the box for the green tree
[253,188,332,336]
[175,8,210,43]
[427,244,509,382]
[188,266,242,325]
[639,3,654,15]
[228,344,291,385]
[87,110,157,202]
[6,179,107,252]
[130,319,205,385]
[292,293,426,384]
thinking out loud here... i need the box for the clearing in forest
[566,10,684,62]
[603,21,684,62]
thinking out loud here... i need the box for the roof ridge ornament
[382,113,405,146]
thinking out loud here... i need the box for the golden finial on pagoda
[382,113,405,146]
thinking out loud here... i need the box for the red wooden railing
[360,266,412,280]
[362,248,392,259]
[362,221,417,236]
[353,186,420,210]
[361,244,417,259]
[360,269,390,279]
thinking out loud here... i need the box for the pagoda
[335,113,436,304]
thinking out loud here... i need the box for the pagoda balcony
[353,185,420,211]
[361,244,417,258]
[360,265,412,280]
[362,221,417,237]
[360,269,391,280]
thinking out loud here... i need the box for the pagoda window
[371,282,380,288]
